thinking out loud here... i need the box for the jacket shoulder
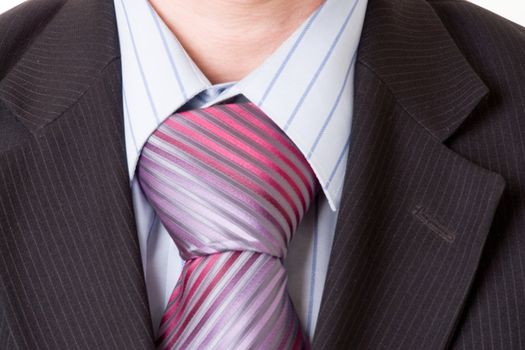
[0,0,65,80]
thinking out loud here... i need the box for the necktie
[137,102,318,349]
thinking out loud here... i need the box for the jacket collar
[313,0,504,348]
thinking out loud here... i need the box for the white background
[0,0,524,28]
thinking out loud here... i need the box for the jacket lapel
[0,0,154,347]
[313,0,505,349]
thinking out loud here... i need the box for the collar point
[323,191,340,212]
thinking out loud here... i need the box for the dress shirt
[113,0,368,340]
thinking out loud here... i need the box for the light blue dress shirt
[113,0,368,340]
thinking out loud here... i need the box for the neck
[148,0,324,84]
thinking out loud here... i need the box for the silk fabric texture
[137,103,318,349]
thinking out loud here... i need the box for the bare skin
[148,0,324,84]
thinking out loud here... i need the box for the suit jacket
[0,0,524,348]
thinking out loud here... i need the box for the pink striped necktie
[137,102,318,349]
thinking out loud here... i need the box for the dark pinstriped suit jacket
[0,0,524,348]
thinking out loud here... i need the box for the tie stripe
[138,103,316,349]
[158,119,302,227]
[140,145,288,254]
[178,109,312,209]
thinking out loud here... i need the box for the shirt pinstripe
[113,0,368,339]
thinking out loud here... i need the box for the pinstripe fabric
[139,103,316,349]
[0,0,524,349]
[0,59,154,349]
[312,67,504,349]
[312,0,523,349]
[431,2,525,349]
[0,0,155,348]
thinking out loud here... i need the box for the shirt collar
[114,0,368,210]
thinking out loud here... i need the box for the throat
[148,0,325,84]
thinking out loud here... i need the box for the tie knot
[138,102,318,260]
